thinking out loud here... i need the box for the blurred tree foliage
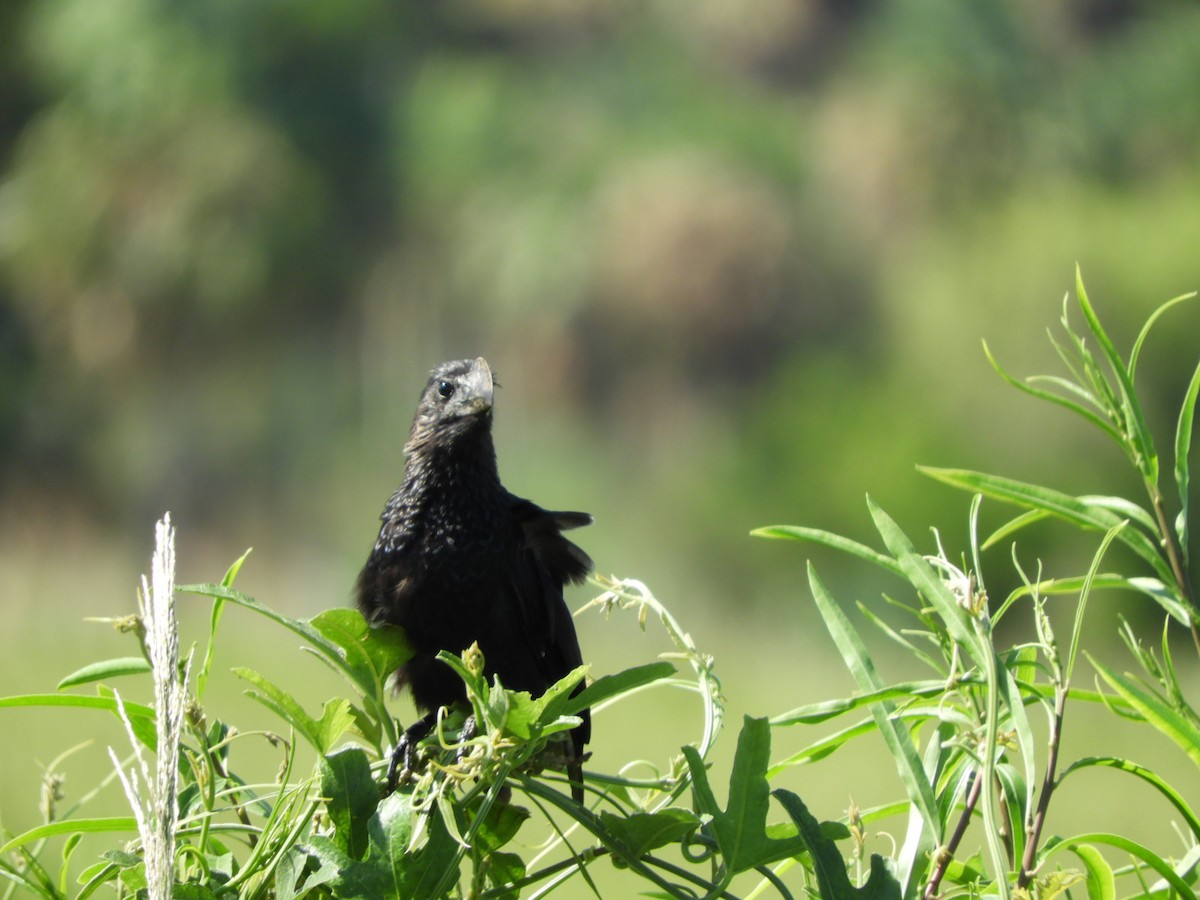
[2,0,1199,616]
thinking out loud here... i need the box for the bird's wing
[510,499,593,585]
[506,496,593,746]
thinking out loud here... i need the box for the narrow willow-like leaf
[1127,577,1192,625]
[868,499,987,670]
[57,658,151,689]
[919,468,1174,584]
[996,661,1037,832]
[752,525,904,577]
[1066,843,1115,900]
[808,563,942,841]
[1159,618,1185,713]
[982,508,1052,552]
[1043,831,1194,897]
[1005,574,1186,626]
[767,718,878,774]
[564,661,675,714]
[994,764,1028,869]
[1066,522,1126,681]
[1089,654,1200,768]
[0,693,155,720]
[1079,495,1159,536]
[1175,357,1200,563]
[1129,291,1197,379]
[0,818,140,856]
[199,548,252,703]
[1059,756,1200,839]
[996,573,1123,623]
[1075,266,1159,483]
[982,340,1120,442]
[771,677,983,726]
[1027,373,1106,410]
[856,601,926,660]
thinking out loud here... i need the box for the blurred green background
[3,0,1200,881]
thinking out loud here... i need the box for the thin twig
[923,769,983,900]
[1147,489,1200,657]
[1018,680,1068,888]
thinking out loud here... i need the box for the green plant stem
[1018,681,1067,889]
[923,769,983,900]
[977,621,1011,900]
[1147,486,1200,655]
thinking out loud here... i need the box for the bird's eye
[436,380,455,400]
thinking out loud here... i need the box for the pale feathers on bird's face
[406,357,496,452]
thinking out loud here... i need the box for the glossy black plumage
[356,357,591,797]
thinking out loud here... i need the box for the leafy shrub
[2,268,1198,898]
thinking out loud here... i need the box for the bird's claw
[385,713,437,795]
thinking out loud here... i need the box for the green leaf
[0,818,140,856]
[982,508,1053,553]
[807,562,942,842]
[564,660,675,713]
[478,851,525,900]
[939,853,987,888]
[76,861,121,898]
[769,717,878,774]
[1065,521,1127,681]
[1042,832,1195,897]
[868,498,987,669]
[1088,655,1200,768]
[0,692,151,715]
[1175,356,1200,563]
[598,808,701,860]
[771,678,983,726]
[983,339,1121,443]
[1078,494,1159,536]
[1129,290,1196,379]
[197,549,251,702]
[683,716,807,875]
[232,666,324,752]
[434,650,489,709]
[56,658,151,689]
[470,799,530,854]
[1075,266,1158,482]
[320,746,379,861]
[310,607,411,689]
[220,547,252,587]
[773,789,901,900]
[384,793,462,899]
[310,792,462,899]
[919,467,1174,584]
[316,698,357,749]
[179,584,398,700]
[173,885,220,900]
[752,525,905,577]
[526,663,589,726]
[1065,843,1114,900]
[994,764,1028,868]
[1023,869,1085,900]
[1001,574,1191,625]
[1059,756,1200,839]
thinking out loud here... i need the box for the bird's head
[406,357,496,452]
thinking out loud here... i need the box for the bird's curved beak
[463,357,494,416]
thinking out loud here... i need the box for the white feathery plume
[109,514,190,899]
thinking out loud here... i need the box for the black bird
[356,357,592,801]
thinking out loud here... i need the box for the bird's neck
[381,428,504,554]
[407,430,501,497]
